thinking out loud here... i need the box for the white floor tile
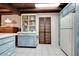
[16,44,66,56]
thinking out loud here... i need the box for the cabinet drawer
[0,41,15,54]
[18,36,27,46]
[0,46,15,56]
[29,36,36,46]
[0,36,15,45]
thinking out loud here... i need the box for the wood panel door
[39,17,51,44]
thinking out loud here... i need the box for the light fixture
[35,3,60,8]
[5,18,12,23]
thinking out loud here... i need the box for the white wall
[1,13,59,46]
[1,15,21,28]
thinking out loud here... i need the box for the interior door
[39,17,51,44]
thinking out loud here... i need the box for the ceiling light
[35,3,60,8]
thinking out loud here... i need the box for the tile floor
[16,44,66,56]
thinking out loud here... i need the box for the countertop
[0,33,18,39]
[18,31,36,33]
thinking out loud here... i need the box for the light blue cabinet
[59,3,79,56]
[59,3,76,56]
[0,36,16,56]
[0,45,15,56]
[59,3,75,18]
[18,33,37,48]
[60,13,75,56]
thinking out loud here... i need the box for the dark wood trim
[0,12,19,15]
[16,46,36,48]
[20,11,59,13]
[0,3,68,15]
[0,15,1,26]
[0,3,20,15]
[19,8,61,13]
[19,7,62,11]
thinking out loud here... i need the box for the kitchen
[0,3,79,56]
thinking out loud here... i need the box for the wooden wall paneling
[0,15,1,26]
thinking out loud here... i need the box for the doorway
[39,17,51,44]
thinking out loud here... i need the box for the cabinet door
[61,13,74,28]
[28,36,36,46]
[60,29,73,55]
[18,36,26,46]
[23,36,30,46]
[23,35,36,46]
[22,15,36,32]
[18,34,36,47]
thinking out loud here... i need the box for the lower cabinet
[60,29,74,55]
[18,33,37,48]
[60,13,75,55]
[0,36,16,56]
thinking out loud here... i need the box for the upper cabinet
[59,3,76,56]
[21,14,36,32]
[59,3,76,18]
[60,13,75,28]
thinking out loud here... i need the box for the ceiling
[0,3,68,15]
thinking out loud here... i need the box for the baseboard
[16,46,37,48]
